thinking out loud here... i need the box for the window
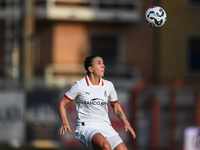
[189,0,200,3]
[186,37,200,74]
[89,33,139,79]
[187,0,200,8]
[90,34,121,67]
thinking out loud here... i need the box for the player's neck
[88,74,100,85]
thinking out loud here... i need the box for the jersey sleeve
[64,82,79,101]
[108,82,118,103]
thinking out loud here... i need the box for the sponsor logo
[83,98,107,106]
[85,92,90,95]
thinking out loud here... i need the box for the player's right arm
[58,96,72,135]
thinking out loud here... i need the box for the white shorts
[75,122,123,149]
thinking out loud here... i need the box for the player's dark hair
[84,55,100,75]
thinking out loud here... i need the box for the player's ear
[88,66,93,73]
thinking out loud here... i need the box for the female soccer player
[58,55,136,150]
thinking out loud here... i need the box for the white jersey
[64,76,118,125]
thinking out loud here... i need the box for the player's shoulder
[75,77,87,86]
[102,78,114,87]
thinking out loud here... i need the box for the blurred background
[0,0,200,150]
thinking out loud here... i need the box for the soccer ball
[145,6,167,28]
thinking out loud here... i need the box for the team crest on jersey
[104,90,107,97]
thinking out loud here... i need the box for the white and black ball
[145,6,167,28]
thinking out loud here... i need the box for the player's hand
[125,124,136,139]
[58,123,72,135]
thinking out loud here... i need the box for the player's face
[90,57,105,78]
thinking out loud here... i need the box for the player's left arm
[110,101,136,139]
